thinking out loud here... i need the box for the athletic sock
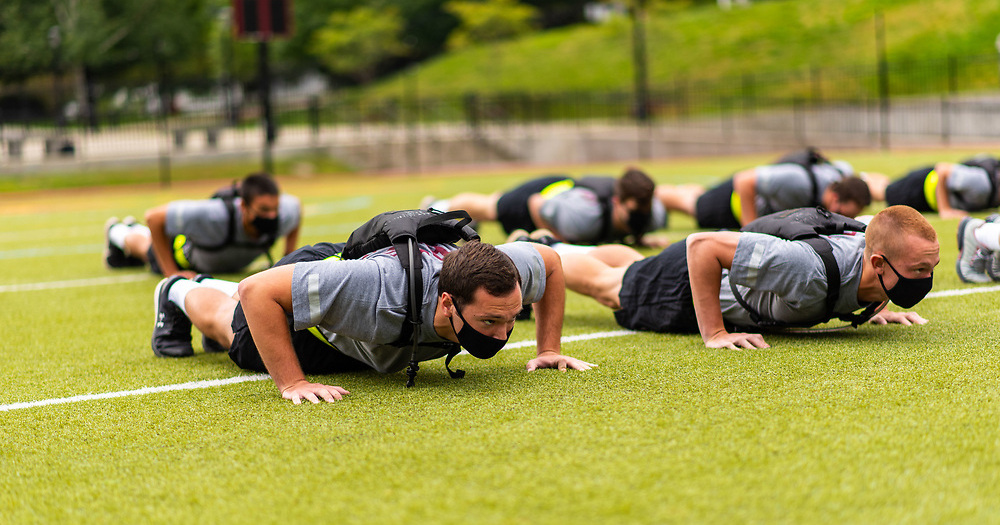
[428,199,451,212]
[129,224,151,237]
[974,222,1000,251]
[168,278,199,316]
[108,224,131,249]
[551,243,594,255]
[195,277,240,297]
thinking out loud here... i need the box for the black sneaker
[151,276,194,357]
[515,303,533,321]
[104,217,144,268]
[202,333,228,353]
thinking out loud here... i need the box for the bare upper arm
[239,264,296,312]
[686,231,741,271]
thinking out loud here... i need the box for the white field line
[0,375,271,412]
[0,274,150,293]
[1,285,998,411]
[925,284,1000,298]
[0,330,636,412]
[0,243,103,260]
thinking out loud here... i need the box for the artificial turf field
[2,148,1000,524]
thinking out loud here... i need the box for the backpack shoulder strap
[776,148,830,207]
[223,195,238,247]
[729,236,841,328]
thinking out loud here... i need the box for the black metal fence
[3,52,1000,173]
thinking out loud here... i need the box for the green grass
[367,0,1000,100]
[2,148,1000,523]
[0,152,354,193]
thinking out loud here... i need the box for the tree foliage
[0,0,213,82]
[444,0,541,50]
[308,6,410,84]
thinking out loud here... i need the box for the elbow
[237,274,262,303]
[685,232,710,258]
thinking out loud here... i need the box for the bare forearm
[688,255,726,341]
[238,268,304,391]
[527,195,558,238]
[686,233,738,342]
[283,226,300,256]
[733,171,758,225]
[534,246,565,355]
[146,207,181,275]
[933,168,957,214]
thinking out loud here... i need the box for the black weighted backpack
[342,209,480,387]
[774,147,840,208]
[734,207,881,329]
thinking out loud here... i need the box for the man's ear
[440,292,454,312]
[869,253,885,274]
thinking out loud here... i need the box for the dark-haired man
[558,206,938,349]
[423,168,666,246]
[150,239,593,404]
[656,157,876,229]
[103,173,301,278]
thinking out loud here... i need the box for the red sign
[233,0,293,40]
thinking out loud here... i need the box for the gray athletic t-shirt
[720,231,867,327]
[755,163,847,216]
[539,188,667,243]
[165,195,300,273]
[289,242,547,373]
[946,163,994,210]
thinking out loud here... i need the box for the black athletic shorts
[496,175,571,234]
[884,166,934,212]
[227,241,372,374]
[694,178,741,230]
[614,239,699,334]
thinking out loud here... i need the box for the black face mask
[449,304,511,359]
[627,210,651,236]
[877,255,933,309]
[251,215,279,237]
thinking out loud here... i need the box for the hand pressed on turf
[869,310,928,326]
[280,380,350,405]
[704,331,770,350]
[526,352,597,372]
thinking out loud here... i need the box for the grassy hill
[368,0,1000,100]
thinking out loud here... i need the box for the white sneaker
[957,217,991,283]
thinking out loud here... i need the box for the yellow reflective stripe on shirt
[307,326,337,347]
[730,191,743,222]
[923,169,939,211]
[173,235,192,269]
[539,179,575,198]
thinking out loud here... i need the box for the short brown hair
[439,241,521,306]
[865,205,937,259]
[616,168,655,212]
[829,177,872,208]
